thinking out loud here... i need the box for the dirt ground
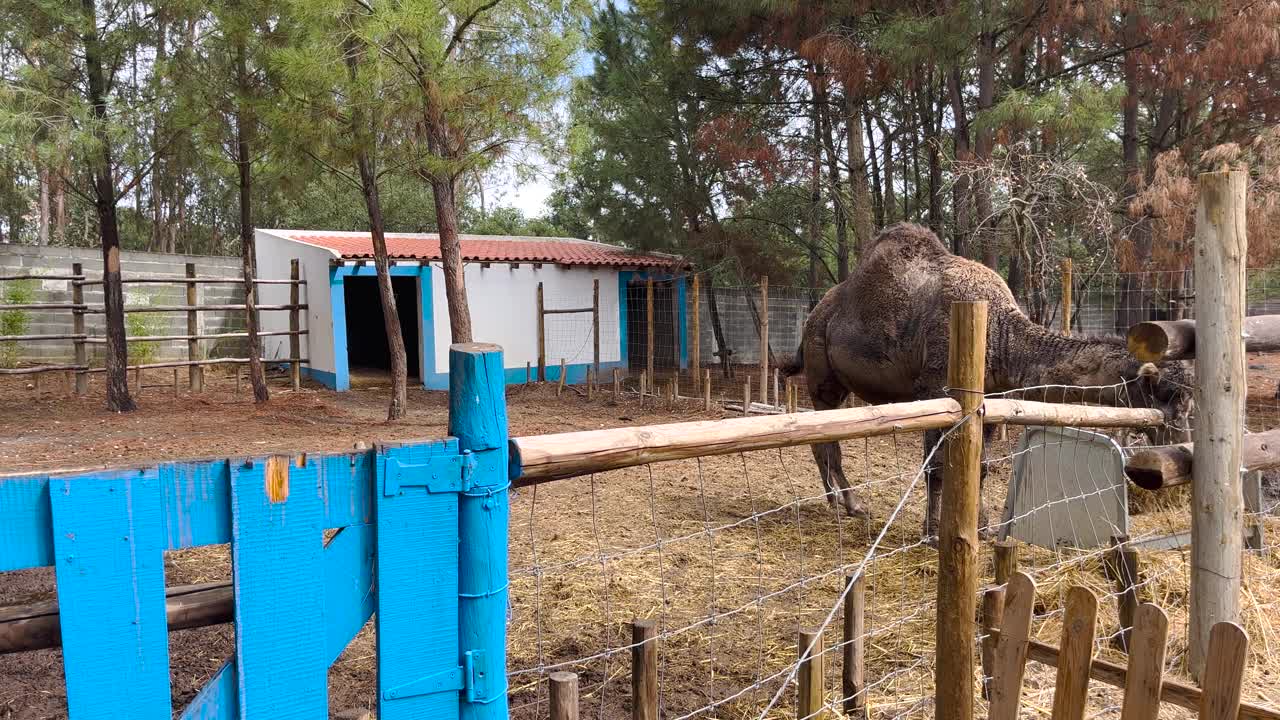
[2,365,1280,719]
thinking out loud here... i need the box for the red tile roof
[271,231,689,270]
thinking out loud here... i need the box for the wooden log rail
[77,303,306,314]
[1126,427,1280,490]
[1128,315,1280,362]
[75,277,305,286]
[509,398,1163,484]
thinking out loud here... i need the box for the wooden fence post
[1052,587,1098,720]
[1119,603,1168,720]
[843,573,866,720]
[742,378,750,416]
[980,587,1004,701]
[759,276,769,403]
[186,262,203,392]
[632,620,657,720]
[691,274,701,394]
[613,368,621,401]
[537,282,546,382]
[592,278,600,376]
[71,263,87,395]
[935,300,987,720]
[646,279,655,388]
[988,572,1035,720]
[526,361,532,385]
[1200,623,1249,720]
[1190,170,1246,681]
[451,342,510,720]
[587,369,594,401]
[798,629,826,719]
[550,671,579,720]
[993,540,1018,587]
[703,370,711,412]
[289,258,301,390]
[773,368,779,408]
[1061,258,1073,335]
[1105,537,1140,652]
[557,358,567,397]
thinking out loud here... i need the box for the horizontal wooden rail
[1126,427,1280,490]
[1128,315,1280,362]
[75,277,305,286]
[0,274,84,282]
[0,363,87,375]
[82,357,308,373]
[0,303,86,311]
[988,627,1280,720]
[984,400,1162,427]
[0,581,232,654]
[0,333,87,342]
[82,329,307,344]
[509,398,1164,484]
[543,307,593,315]
[78,303,306,314]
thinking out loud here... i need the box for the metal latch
[382,452,476,496]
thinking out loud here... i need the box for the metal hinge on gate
[379,650,489,702]
[382,452,476,496]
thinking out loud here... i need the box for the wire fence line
[501,366,1279,718]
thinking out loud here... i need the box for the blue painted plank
[376,440,461,720]
[230,456,327,720]
[50,470,171,720]
[178,523,376,720]
[0,475,51,571]
[1,449,374,572]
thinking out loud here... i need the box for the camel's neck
[987,314,1136,401]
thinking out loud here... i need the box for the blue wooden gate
[0,343,509,720]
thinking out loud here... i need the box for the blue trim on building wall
[419,265,435,385]
[329,267,351,391]
[617,271,633,368]
[422,360,626,391]
[676,276,688,370]
[301,366,339,388]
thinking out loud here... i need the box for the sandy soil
[1,366,1278,719]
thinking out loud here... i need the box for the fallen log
[1128,315,1280,362]
[0,581,232,654]
[1125,427,1280,490]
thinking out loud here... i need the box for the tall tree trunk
[53,173,66,243]
[808,91,822,309]
[864,106,883,229]
[878,117,896,225]
[429,169,474,343]
[344,29,408,419]
[927,89,943,237]
[975,12,998,270]
[845,93,873,256]
[358,154,408,419]
[1116,1,1147,332]
[236,42,268,404]
[37,168,50,246]
[83,0,134,412]
[813,67,849,280]
[947,69,973,258]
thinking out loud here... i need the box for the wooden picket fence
[984,572,1278,720]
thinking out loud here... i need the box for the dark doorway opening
[626,279,678,371]
[344,276,420,379]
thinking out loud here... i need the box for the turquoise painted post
[450,343,509,720]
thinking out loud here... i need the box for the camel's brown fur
[785,223,1192,535]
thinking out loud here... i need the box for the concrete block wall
[0,246,247,364]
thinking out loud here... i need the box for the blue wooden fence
[0,343,510,720]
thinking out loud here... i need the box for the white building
[254,230,690,390]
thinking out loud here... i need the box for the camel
[781,223,1193,538]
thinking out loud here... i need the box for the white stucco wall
[430,263,622,375]
[254,230,337,379]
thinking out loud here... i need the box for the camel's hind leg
[807,380,868,519]
[922,424,996,542]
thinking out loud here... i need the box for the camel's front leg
[922,426,996,544]
[810,440,869,519]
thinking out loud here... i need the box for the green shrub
[0,280,35,368]
[127,292,165,365]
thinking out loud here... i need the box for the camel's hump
[863,222,949,260]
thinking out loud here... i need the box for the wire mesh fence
[505,371,1280,718]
